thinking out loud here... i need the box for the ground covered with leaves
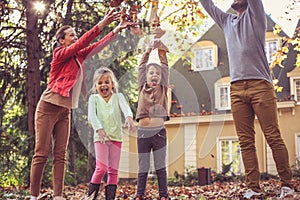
[1,179,300,199]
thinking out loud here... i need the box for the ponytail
[52,25,72,51]
[52,41,62,51]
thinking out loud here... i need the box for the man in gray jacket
[199,0,294,198]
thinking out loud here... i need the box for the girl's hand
[123,116,135,132]
[130,26,143,36]
[98,9,120,30]
[154,40,169,52]
[97,129,110,143]
[153,27,166,39]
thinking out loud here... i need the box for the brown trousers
[30,100,70,197]
[230,79,292,192]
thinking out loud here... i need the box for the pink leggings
[91,141,122,185]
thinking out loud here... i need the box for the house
[117,14,300,179]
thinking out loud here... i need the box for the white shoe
[279,186,294,199]
[243,189,262,199]
[30,196,37,200]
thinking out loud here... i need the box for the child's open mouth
[152,78,158,86]
[101,88,109,96]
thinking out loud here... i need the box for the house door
[266,144,277,175]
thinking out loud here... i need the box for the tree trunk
[87,130,95,182]
[25,0,41,187]
[65,0,74,25]
[26,1,41,136]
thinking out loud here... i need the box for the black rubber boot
[133,195,144,200]
[87,183,100,200]
[105,184,117,200]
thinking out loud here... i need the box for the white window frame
[265,38,279,64]
[266,144,277,175]
[217,137,244,175]
[215,83,231,110]
[295,133,300,163]
[214,77,231,111]
[294,78,300,103]
[191,41,218,72]
[289,76,300,104]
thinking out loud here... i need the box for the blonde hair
[91,67,119,94]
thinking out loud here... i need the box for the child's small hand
[113,20,140,34]
[110,0,124,7]
[154,40,169,52]
[130,26,143,36]
[123,116,135,132]
[153,27,166,39]
[97,129,110,143]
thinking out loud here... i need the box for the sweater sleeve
[158,49,169,88]
[118,93,133,118]
[138,52,150,89]
[199,0,231,29]
[247,0,266,30]
[88,94,103,131]
[54,25,101,60]
[78,31,118,59]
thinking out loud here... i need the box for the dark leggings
[136,126,168,198]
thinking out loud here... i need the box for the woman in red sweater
[29,9,134,200]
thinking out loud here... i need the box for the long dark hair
[52,25,72,51]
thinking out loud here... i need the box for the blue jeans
[136,126,168,198]
[230,79,292,192]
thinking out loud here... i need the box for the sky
[263,0,299,36]
[214,0,299,37]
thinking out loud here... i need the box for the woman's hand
[98,9,120,30]
[97,129,110,143]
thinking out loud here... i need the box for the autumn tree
[269,0,300,93]
[3,0,298,188]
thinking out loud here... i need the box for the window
[193,48,214,71]
[191,41,218,71]
[295,133,300,162]
[265,38,279,64]
[218,138,243,175]
[216,85,230,110]
[287,67,300,103]
[296,79,300,102]
[266,144,277,174]
[215,77,231,110]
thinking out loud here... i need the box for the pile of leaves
[1,179,300,199]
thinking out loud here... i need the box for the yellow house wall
[196,121,238,173]
[127,131,139,178]
[277,106,300,165]
[167,124,185,176]
[166,105,300,177]
[123,104,299,179]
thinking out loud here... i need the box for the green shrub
[260,172,278,181]
[168,168,198,186]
